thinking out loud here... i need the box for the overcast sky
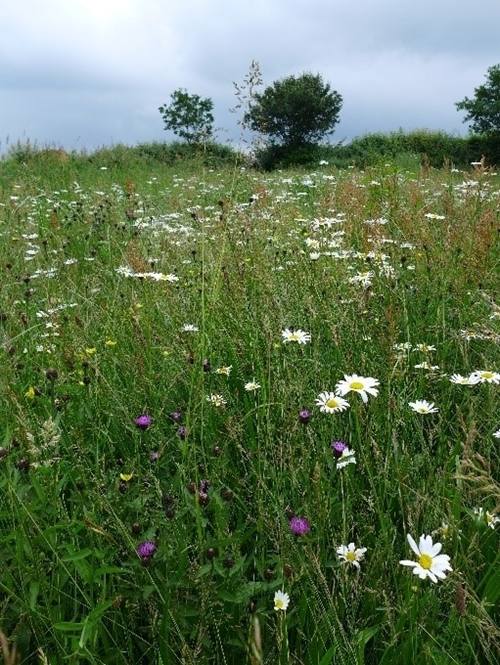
[2,0,499,153]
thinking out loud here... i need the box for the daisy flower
[216,366,232,376]
[182,324,198,332]
[274,590,290,611]
[414,343,436,352]
[493,429,500,439]
[470,370,500,384]
[315,392,350,413]
[335,374,379,403]
[206,394,227,407]
[337,543,367,568]
[409,400,439,414]
[399,534,452,583]
[473,507,500,529]
[244,380,261,392]
[281,329,311,344]
[449,373,480,385]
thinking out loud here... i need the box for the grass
[0,144,499,664]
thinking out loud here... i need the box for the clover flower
[335,374,379,403]
[399,534,452,583]
[274,590,290,611]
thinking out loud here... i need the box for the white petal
[407,534,421,557]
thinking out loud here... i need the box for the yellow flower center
[346,551,357,562]
[275,600,284,609]
[326,397,339,408]
[481,371,493,379]
[418,553,433,570]
[289,333,300,341]
[350,381,364,390]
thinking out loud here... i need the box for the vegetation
[456,64,500,136]
[159,89,215,144]
[0,146,499,664]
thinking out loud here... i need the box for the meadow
[0,146,499,664]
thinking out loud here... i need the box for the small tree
[456,64,500,136]
[159,89,214,144]
[244,72,342,148]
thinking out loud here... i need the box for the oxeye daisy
[493,429,500,438]
[335,374,379,403]
[315,392,350,413]
[337,542,367,568]
[449,373,480,385]
[336,447,356,469]
[216,365,232,376]
[206,394,227,407]
[244,380,261,392]
[409,400,439,414]
[281,328,311,344]
[470,370,500,384]
[274,590,290,611]
[473,507,500,529]
[399,533,452,583]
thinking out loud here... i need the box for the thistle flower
[136,540,157,562]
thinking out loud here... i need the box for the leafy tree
[159,89,214,143]
[244,72,343,147]
[456,64,500,135]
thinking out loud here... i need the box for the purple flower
[170,411,182,422]
[331,441,348,459]
[298,409,312,424]
[136,540,157,561]
[135,414,152,430]
[289,516,310,536]
[149,451,159,462]
[177,426,187,440]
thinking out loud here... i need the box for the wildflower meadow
[0,148,499,664]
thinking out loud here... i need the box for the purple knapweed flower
[289,516,310,536]
[170,411,182,423]
[298,409,312,424]
[331,441,348,458]
[136,540,157,562]
[177,426,187,440]
[149,451,159,462]
[135,414,152,430]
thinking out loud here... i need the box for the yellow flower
[105,339,117,347]
[25,386,36,399]
[120,473,134,482]
[85,347,97,355]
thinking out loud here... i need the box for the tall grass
[0,147,499,664]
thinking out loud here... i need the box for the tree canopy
[456,64,500,136]
[159,89,214,144]
[244,72,343,147]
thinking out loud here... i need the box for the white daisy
[409,400,439,414]
[274,590,290,611]
[281,329,311,344]
[216,366,232,376]
[336,542,367,568]
[474,507,500,529]
[335,374,379,403]
[493,429,500,438]
[244,381,261,392]
[182,324,199,332]
[470,370,500,384]
[449,373,480,385]
[315,392,350,413]
[399,533,452,583]
[414,343,436,352]
[206,394,227,407]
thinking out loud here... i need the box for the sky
[2,0,500,153]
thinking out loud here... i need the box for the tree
[244,72,343,147]
[456,64,500,135]
[159,89,214,143]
